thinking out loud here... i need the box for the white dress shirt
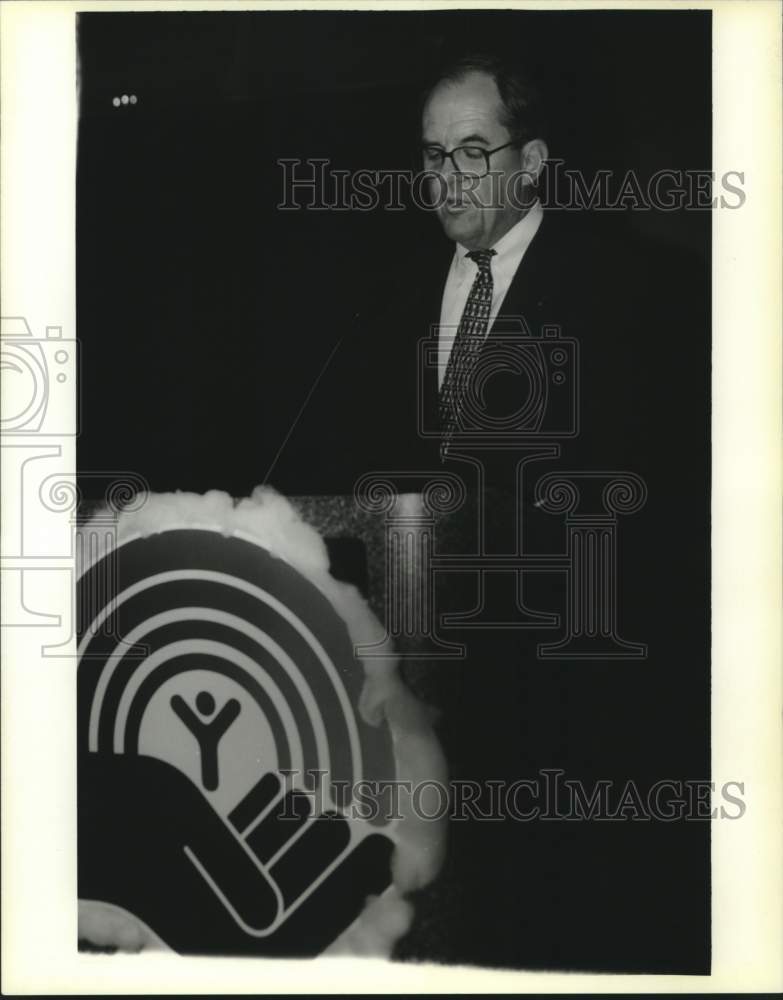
[437,201,544,388]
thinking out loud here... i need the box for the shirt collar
[455,200,544,272]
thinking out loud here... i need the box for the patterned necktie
[439,248,497,460]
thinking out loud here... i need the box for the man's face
[422,72,533,250]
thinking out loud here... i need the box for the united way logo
[77,526,402,956]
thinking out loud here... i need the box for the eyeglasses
[420,140,522,178]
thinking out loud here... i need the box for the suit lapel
[414,214,565,453]
[415,247,454,439]
[489,211,560,338]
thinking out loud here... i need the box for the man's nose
[442,168,463,198]
[428,169,457,207]
[443,170,459,198]
[441,154,467,186]
[446,171,480,205]
[437,153,458,178]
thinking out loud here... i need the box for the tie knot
[466,248,496,273]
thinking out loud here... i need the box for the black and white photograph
[1,0,781,993]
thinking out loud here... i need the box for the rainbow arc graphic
[77,527,398,953]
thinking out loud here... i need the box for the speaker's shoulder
[538,212,707,308]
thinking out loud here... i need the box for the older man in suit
[420,54,548,455]
[296,53,641,485]
[273,51,710,973]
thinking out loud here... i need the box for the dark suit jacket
[278,207,702,476]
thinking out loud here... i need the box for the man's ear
[519,138,549,184]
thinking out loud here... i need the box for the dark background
[76,9,710,495]
[76,9,711,974]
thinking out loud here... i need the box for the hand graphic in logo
[78,751,393,956]
[75,526,423,956]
